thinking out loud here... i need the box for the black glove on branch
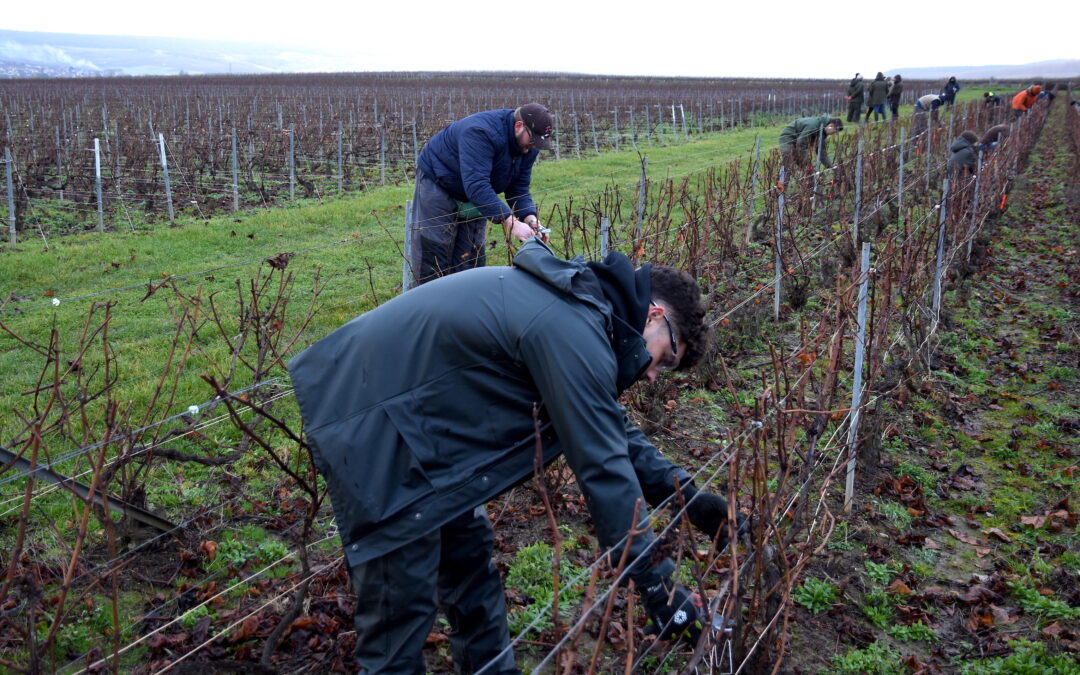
[683,485,746,549]
[641,578,703,642]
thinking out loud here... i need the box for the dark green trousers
[349,506,520,674]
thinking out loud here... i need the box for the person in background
[846,73,865,123]
[864,72,889,122]
[289,237,744,673]
[1011,85,1042,119]
[915,93,946,113]
[779,116,843,172]
[942,76,961,106]
[887,74,904,119]
[1038,82,1056,104]
[980,124,1010,151]
[410,103,554,285]
[947,130,979,179]
[983,91,1003,107]
[912,93,946,137]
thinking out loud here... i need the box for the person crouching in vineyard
[980,124,1010,152]
[1011,85,1042,119]
[912,93,946,142]
[288,236,745,674]
[947,131,979,180]
[779,115,843,175]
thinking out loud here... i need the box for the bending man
[779,115,843,172]
[289,237,741,673]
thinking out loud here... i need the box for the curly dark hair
[650,266,709,370]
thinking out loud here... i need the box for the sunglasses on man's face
[651,302,679,372]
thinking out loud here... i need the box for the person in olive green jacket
[864,72,890,122]
[846,73,865,123]
[779,115,843,172]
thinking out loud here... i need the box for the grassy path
[782,100,1080,673]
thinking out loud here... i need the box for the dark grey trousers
[847,99,863,123]
[410,170,489,285]
[349,506,520,674]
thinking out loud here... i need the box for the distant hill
[0,29,364,77]
[888,60,1080,82]
[2,29,1079,81]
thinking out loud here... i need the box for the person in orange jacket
[1011,85,1042,119]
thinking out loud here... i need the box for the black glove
[641,578,703,642]
[683,485,746,549]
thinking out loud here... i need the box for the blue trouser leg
[443,216,488,277]
[410,171,489,284]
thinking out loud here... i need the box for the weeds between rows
[782,94,1080,674]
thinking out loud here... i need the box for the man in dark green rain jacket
[779,115,843,172]
[288,238,736,673]
[846,73,865,123]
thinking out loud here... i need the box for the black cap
[518,103,554,150]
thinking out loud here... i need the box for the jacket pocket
[312,406,435,524]
[383,386,535,495]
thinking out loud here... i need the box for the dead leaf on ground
[887,579,914,595]
[966,606,996,631]
[948,529,986,546]
[230,614,261,642]
[958,585,1000,605]
[903,654,945,675]
[148,632,189,653]
[949,475,978,491]
[199,540,218,561]
[982,528,1012,542]
[989,605,1018,625]
[895,534,927,546]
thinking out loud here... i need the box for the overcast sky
[4,0,1073,78]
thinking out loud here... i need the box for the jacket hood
[511,238,607,313]
[513,238,653,391]
[950,136,975,153]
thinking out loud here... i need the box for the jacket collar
[513,239,652,392]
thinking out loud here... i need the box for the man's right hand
[505,216,537,243]
[642,578,703,642]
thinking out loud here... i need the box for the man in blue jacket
[289,238,741,673]
[410,103,554,285]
